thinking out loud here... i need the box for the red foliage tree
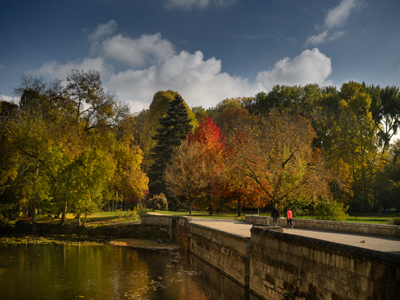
[223,129,271,216]
[186,117,227,215]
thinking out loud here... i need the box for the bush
[386,217,400,225]
[148,193,168,211]
[313,200,348,222]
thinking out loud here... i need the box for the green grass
[26,211,141,226]
[154,210,242,219]
[29,210,399,226]
[154,210,400,225]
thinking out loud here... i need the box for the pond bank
[0,219,178,251]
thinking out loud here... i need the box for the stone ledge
[246,215,400,238]
[251,226,400,266]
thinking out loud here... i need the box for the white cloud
[36,57,112,82]
[107,50,263,111]
[88,20,117,42]
[32,20,334,113]
[163,0,235,10]
[305,31,328,46]
[256,48,332,90]
[325,0,359,28]
[305,0,360,46]
[305,30,346,46]
[102,33,175,67]
[0,94,19,103]
[329,31,345,41]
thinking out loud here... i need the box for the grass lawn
[26,210,399,226]
[25,211,140,227]
[154,210,243,219]
[154,210,399,225]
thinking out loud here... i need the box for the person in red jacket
[287,208,293,229]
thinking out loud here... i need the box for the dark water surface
[0,243,249,300]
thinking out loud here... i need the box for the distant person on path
[287,208,293,229]
[271,205,280,226]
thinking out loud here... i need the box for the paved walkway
[189,218,400,255]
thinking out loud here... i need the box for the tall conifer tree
[148,95,193,198]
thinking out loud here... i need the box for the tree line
[1,71,400,228]
[0,70,148,229]
[133,83,400,216]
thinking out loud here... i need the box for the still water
[0,243,249,300]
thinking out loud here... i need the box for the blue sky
[1,0,399,113]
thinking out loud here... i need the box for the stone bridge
[144,214,400,299]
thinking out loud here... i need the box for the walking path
[189,218,400,255]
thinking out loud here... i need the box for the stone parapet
[189,222,251,287]
[249,225,400,300]
[246,215,400,238]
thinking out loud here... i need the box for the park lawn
[24,211,140,226]
[155,210,399,225]
[154,210,241,219]
[26,210,399,226]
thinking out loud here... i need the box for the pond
[0,243,250,300]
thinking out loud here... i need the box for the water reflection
[188,255,251,300]
[0,244,212,300]
[0,243,258,300]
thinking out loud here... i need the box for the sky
[1,0,400,113]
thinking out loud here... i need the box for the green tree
[140,90,197,170]
[365,84,400,152]
[148,95,194,200]
[373,140,400,210]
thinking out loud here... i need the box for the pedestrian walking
[271,205,280,226]
[287,207,293,229]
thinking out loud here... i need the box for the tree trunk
[189,206,192,216]
[61,196,68,225]
[77,214,81,227]
[31,166,40,234]
[209,203,212,216]
[31,200,37,234]
[83,212,88,227]
[237,198,242,217]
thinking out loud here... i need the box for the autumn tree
[164,141,209,215]
[223,130,268,216]
[186,116,225,215]
[232,111,331,209]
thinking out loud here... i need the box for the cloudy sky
[1,0,399,113]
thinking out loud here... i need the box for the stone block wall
[140,215,191,241]
[246,215,400,238]
[189,255,249,300]
[250,226,400,300]
[189,223,251,287]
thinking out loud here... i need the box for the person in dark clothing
[271,205,280,226]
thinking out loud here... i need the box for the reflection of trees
[0,244,216,300]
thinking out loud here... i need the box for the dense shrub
[387,217,400,225]
[313,200,348,222]
[147,193,168,211]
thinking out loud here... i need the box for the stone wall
[140,214,191,241]
[189,223,251,287]
[250,225,400,300]
[246,215,400,238]
[189,255,249,300]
